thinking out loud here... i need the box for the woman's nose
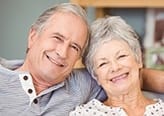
[110,60,121,73]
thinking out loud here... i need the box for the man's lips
[110,73,128,83]
[46,55,65,67]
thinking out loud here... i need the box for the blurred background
[0,0,163,69]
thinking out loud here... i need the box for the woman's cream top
[70,99,164,116]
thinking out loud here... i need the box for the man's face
[26,12,88,84]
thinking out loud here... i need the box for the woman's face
[94,39,142,96]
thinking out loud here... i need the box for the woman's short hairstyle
[83,16,142,80]
[31,3,90,56]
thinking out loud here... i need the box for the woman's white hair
[83,16,142,80]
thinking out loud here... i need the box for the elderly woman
[69,16,164,116]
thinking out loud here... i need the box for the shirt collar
[19,72,65,105]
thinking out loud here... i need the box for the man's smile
[45,53,66,67]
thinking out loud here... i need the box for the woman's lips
[110,73,128,83]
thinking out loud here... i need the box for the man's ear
[27,28,38,49]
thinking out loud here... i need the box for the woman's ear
[138,59,143,68]
[27,28,39,49]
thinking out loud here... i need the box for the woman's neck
[104,91,155,116]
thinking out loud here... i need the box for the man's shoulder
[70,68,93,81]
[0,57,23,70]
[66,68,97,88]
[0,65,18,79]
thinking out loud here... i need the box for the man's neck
[32,76,52,94]
[17,64,52,95]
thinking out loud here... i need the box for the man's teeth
[59,64,64,67]
[46,55,49,59]
[46,55,65,67]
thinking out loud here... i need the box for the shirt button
[28,89,33,94]
[23,75,28,80]
[33,99,38,104]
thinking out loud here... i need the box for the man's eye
[54,36,63,42]
[70,45,79,52]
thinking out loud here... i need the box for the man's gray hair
[31,3,90,56]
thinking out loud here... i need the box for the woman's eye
[118,55,127,59]
[98,62,107,68]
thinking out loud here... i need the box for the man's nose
[56,45,68,59]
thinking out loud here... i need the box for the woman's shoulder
[69,99,126,116]
[69,99,103,116]
[145,99,164,115]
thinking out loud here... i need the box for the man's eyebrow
[52,32,66,39]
